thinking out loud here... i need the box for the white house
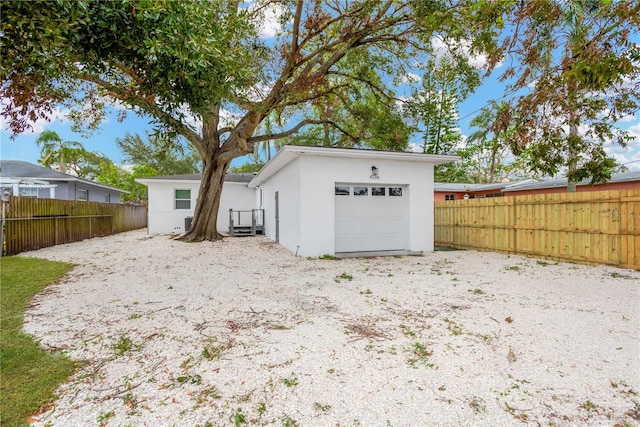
[135,173,257,234]
[249,145,457,257]
[137,146,457,256]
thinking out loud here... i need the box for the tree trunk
[567,121,579,193]
[181,153,231,242]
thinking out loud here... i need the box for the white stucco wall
[143,179,256,234]
[259,154,435,257]
[218,182,257,232]
[261,159,301,252]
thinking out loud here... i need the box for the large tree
[116,132,200,176]
[495,0,640,189]
[1,0,504,240]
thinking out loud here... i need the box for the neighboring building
[502,171,640,196]
[434,180,535,201]
[248,145,458,257]
[135,173,257,234]
[0,160,126,203]
[434,171,639,200]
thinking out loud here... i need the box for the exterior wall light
[370,166,379,179]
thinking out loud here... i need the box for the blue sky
[2,4,639,174]
[2,71,637,173]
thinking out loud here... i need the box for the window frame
[335,185,350,196]
[77,188,88,201]
[371,186,385,196]
[19,186,38,198]
[353,186,368,196]
[174,189,191,210]
[389,187,403,197]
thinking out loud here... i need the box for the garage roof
[249,145,459,188]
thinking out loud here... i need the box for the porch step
[229,225,264,236]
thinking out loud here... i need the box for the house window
[353,186,368,196]
[445,194,455,201]
[105,193,111,203]
[19,187,38,198]
[335,186,350,195]
[389,187,402,197]
[77,189,88,201]
[175,189,191,209]
[371,186,385,196]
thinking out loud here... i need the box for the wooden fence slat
[1,197,147,255]
[435,188,640,270]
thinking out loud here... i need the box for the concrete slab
[333,250,423,259]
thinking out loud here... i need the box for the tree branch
[77,72,204,151]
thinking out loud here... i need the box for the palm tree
[35,130,85,174]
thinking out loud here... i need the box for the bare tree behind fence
[1,196,147,255]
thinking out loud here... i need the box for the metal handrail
[229,209,264,236]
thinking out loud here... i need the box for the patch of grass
[111,335,137,356]
[257,401,267,417]
[469,396,486,413]
[96,410,115,423]
[176,374,202,385]
[194,385,221,407]
[625,401,640,421]
[313,402,332,412]
[443,317,463,336]
[609,271,634,280]
[579,400,603,413]
[319,254,340,260]
[407,342,434,368]
[334,272,353,283]
[0,256,76,426]
[202,337,234,361]
[468,288,485,295]
[281,373,299,387]
[504,265,521,272]
[281,413,299,427]
[399,324,416,338]
[232,407,246,426]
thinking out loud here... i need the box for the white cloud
[401,73,421,84]
[430,36,501,69]
[627,122,640,138]
[617,113,636,123]
[247,1,286,38]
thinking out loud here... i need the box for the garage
[335,183,408,253]
[248,145,458,257]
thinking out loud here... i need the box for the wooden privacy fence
[1,196,147,255]
[434,188,640,270]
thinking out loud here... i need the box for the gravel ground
[22,229,640,426]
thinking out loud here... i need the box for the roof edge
[249,145,459,188]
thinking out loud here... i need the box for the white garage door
[335,184,408,253]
